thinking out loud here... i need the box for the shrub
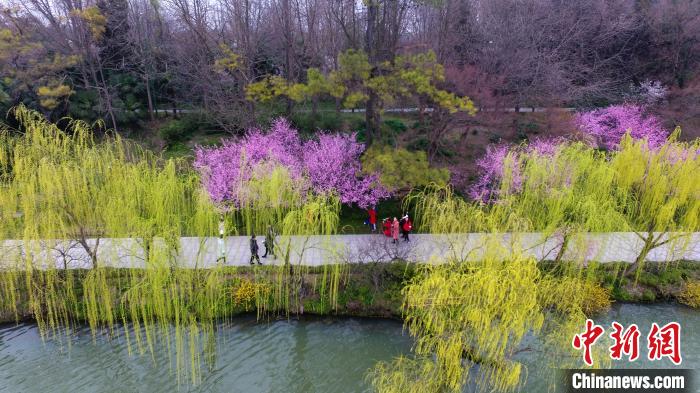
[383,119,407,134]
[678,281,700,308]
[641,289,656,302]
[361,145,450,193]
[407,137,430,151]
[158,116,201,144]
[290,112,343,134]
[581,282,613,315]
[233,279,270,311]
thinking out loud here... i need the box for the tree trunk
[364,0,380,145]
[144,74,155,121]
[283,0,293,116]
[626,233,656,279]
[78,235,99,269]
[366,92,381,144]
[96,61,118,132]
[554,233,571,263]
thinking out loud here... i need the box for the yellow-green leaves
[244,49,475,114]
[245,75,291,102]
[37,82,73,109]
[362,145,450,193]
[214,44,242,73]
[0,28,79,110]
[72,7,107,40]
[371,246,601,393]
[611,136,700,234]
[678,280,700,308]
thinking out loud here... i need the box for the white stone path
[1,232,699,270]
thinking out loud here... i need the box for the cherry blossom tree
[576,104,668,150]
[468,138,562,203]
[470,104,670,203]
[194,119,389,208]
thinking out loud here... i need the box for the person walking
[217,214,226,264]
[382,218,392,237]
[262,225,275,258]
[401,214,412,242]
[391,217,400,244]
[249,234,261,265]
[368,207,377,232]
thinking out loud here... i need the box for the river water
[0,304,697,392]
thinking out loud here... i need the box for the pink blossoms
[575,104,668,150]
[469,104,670,203]
[194,119,390,208]
[468,138,562,203]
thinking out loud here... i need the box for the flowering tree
[471,105,670,203]
[576,104,668,150]
[194,119,389,208]
[468,138,561,203]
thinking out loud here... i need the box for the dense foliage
[679,281,700,308]
[0,107,698,393]
[361,145,450,194]
[372,185,614,393]
[468,137,561,203]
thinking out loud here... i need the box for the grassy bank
[2,261,698,326]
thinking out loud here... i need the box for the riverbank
[2,261,698,325]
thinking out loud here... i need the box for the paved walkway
[1,232,699,270]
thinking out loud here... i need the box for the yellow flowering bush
[678,281,700,308]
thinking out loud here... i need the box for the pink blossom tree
[194,119,389,208]
[575,104,668,150]
[470,104,670,203]
[468,138,562,203]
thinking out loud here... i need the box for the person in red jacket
[382,218,392,237]
[368,207,377,232]
[401,214,412,242]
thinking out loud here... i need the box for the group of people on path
[219,215,277,265]
[368,207,412,244]
[249,225,276,265]
[228,207,412,265]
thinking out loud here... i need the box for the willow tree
[500,141,628,263]
[0,106,345,384]
[373,186,611,393]
[610,132,700,277]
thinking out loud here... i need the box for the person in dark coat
[249,234,261,265]
[262,225,275,258]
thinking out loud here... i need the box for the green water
[0,304,697,393]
